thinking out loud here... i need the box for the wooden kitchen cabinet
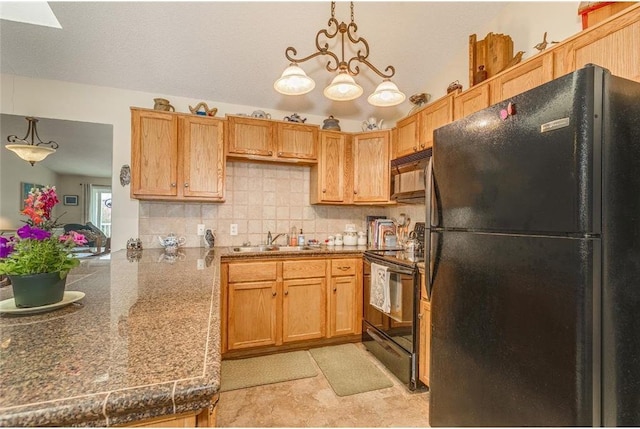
[328,258,362,338]
[417,93,454,150]
[282,259,327,343]
[310,131,351,204]
[352,130,392,204]
[489,53,554,105]
[224,258,328,352]
[275,122,318,161]
[226,261,279,350]
[394,114,420,159]
[418,298,431,387]
[226,115,318,164]
[454,83,490,120]
[130,108,225,202]
[553,4,640,83]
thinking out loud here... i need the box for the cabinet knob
[171,183,176,187]
[284,290,289,296]
[337,266,349,271]
[413,146,418,151]
[268,150,273,156]
[353,190,358,195]
[420,143,425,148]
[333,287,337,292]
[184,183,189,188]
[322,189,326,193]
[418,313,423,319]
[278,152,283,156]
[272,291,277,297]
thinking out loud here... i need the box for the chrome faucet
[266,231,286,246]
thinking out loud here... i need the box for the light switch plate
[197,224,205,236]
[230,224,238,236]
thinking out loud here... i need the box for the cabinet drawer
[283,260,326,279]
[331,259,358,276]
[228,262,277,283]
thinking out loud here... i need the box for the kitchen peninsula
[0,248,220,427]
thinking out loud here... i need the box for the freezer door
[432,66,601,235]
[429,230,600,426]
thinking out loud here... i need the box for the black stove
[363,222,426,269]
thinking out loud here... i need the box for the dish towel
[370,263,391,313]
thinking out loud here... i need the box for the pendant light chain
[275,1,406,106]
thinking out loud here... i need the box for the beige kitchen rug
[220,350,318,392]
[309,343,394,396]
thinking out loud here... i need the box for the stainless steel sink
[276,246,315,251]
[230,245,279,253]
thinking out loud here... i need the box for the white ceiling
[0,1,515,178]
[0,1,513,123]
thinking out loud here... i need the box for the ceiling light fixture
[274,1,406,107]
[6,116,58,166]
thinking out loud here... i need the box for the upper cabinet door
[275,123,318,160]
[131,109,178,197]
[489,54,554,105]
[352,130,391,203]
[227,116,273,157]
[394,114,420,159]
[313,131,348,203]
[553,5,640,83]
[181,116,225,200]
[418,94,454,150]
[454,84,490,121]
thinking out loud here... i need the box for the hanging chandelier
[274,1,406,107]
[6,117,58,166]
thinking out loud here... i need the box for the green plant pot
[9,272,67,308]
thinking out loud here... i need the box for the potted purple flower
[0,186,87,308]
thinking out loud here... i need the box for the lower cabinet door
[227,280,279,350]
[329,276,358,337]
[419,299,431,387]
[282,278,326,342]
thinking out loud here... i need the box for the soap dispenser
[297,229,305,246]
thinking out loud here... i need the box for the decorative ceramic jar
[10,271,67,308]
[322,115,341,131]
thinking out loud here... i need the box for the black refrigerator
[427,64,640,426]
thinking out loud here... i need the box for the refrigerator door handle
[425,157,438,299]
[425,157,434,228]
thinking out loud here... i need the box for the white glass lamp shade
[274,64,315,95]
[323,72,363,101]
[5,144,55,165]
[368,79,406,107]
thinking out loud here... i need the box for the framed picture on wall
[63,195,79,206]
[20,182,44,209]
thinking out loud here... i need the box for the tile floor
[216,343,430,427]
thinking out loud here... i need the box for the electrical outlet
[197,224,205,236]
[197,259,205,270]
[230,224,238,236]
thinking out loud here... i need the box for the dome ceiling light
[274,1,406,107]
[5,117,58,166]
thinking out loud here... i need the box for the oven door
[362,254,417,354]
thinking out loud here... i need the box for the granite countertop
[0,248,220,427]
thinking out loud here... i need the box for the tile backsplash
[139,161,393,249]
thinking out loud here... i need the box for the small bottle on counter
[298,229,305,246]
[290,226,297,246]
